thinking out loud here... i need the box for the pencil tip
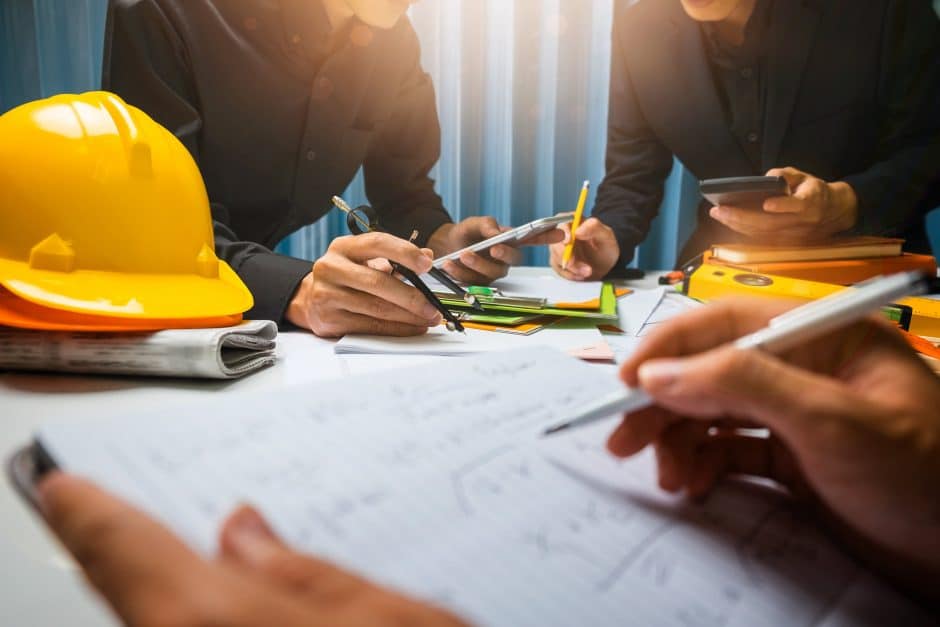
[542,423,569,437]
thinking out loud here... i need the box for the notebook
[710,237,904,264]
[23,348,931,626]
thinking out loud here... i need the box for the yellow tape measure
[683,262,940,336]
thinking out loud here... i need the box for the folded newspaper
[0,320,277,379]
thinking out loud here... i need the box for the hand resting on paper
[287,232,443,338]
[38,473,468,627]
[607,298,940,606]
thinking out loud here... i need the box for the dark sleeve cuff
[840,172,888,235]
[410,212,453,248]
[236,252,313,326]
[376,203,452,248]
[592,213,640,272]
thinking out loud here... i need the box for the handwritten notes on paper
[35,348,930,626]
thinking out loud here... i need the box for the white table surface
[0,267,659,626]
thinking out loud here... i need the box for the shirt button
[306,150,317,161]
[746,131,759,143]
[740,67,754,80]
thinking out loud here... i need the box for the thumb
[220,505,367,598]
[637,346,848,449]
[475,216,503,239]
[573,217,606,241]
[765,166,805,190]
[38,473,207,622]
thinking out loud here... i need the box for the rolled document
[0,320,277,379]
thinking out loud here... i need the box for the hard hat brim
[0,287,244,331]
[0,259,254,319]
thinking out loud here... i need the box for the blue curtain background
[16,1,940,267]
[277,0,699,268]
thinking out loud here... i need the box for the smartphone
[432,213,572,269]
[700,176,789,211]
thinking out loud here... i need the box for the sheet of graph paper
[35,348,931,627]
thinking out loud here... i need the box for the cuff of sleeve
[840,173,885,235]
[404,212,453,249]
[236,253,313,327]
[592,214,638,274]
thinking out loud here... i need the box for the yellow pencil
[561,180,590,271]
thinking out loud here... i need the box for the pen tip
[542,423,569,437]
[582,179,590,188]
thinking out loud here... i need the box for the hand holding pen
[284,200,453,337]
[331,197,469,333]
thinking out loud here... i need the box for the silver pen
[543,271,935,436]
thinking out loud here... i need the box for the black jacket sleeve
[362,21,452,247]
[102,0,312,325]
[841,0,940,239]
[591,6,676,270]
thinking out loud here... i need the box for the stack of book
[706,236,936,285]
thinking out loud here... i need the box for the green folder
[443,283,619,322]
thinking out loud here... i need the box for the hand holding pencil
[550,181,621,281]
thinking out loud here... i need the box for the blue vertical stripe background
[1,0,708,270]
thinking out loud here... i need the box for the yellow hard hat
[0,91,252,319]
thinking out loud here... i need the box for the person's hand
[429,217,563,284]
[607,298,940,603]
[709,167,858,243]
[548,217,620,281]
[38,473,468,627]
[286,232,443,337]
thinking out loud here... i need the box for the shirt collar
[279,0,335,63]
[703,0,773,65]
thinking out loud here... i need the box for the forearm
[213,217,312,326]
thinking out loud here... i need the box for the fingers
[441,251,511,284]
[572,217,606,241]
[220,505,367,602]
[549,225,587,280]
[440,259,494,285]
[636,343,857,451]
[322,311,433,337]
[548,219,617,280]
[764,177,826,216]
[606,405,676,458]
[654,421,711,492]
[332,286,442,328]
[38,473,207,623]
[765,166,806,189]
[709,205,807,234]
[619,298,795,386]
[459,250,510,280]
[520,228,565,246]
[324,258,441,322]
[473,216,504,240]
[331,233,433,274]
[488,244,523,266]
[656,428,799,499]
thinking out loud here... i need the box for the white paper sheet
[334,324,604,356]
[605,290,704,365]
[34,347,932,627]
